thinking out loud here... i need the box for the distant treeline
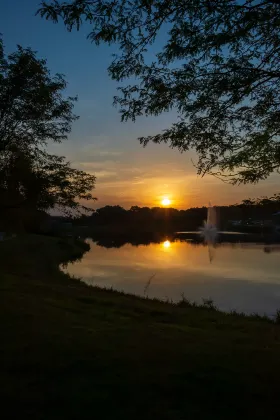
[69,194,280,234]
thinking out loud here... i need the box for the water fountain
[199,204,218,262]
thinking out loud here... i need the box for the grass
[1,235,280,419]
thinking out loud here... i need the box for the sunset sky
[1,0,279,210]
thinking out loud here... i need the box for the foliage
[39,0,280,183]
[202,298,217,311]
[238,193,280,208]
[177,293,193,308]
[87,204,208,231]
[0,38,96,220]
[0,148,96,216]
[275,309,280,324]
[71,193,280,237]
[0,37,77,150]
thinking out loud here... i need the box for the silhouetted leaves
[73,194,280,236]
[39,0,280,183]
[0,38,96,226]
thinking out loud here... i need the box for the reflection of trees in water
[60,240,91,270]
[89,234,280,252]
[263,246,280,254]
[93,237,165,248]
[90,235,207,249]
[224,242,280,253]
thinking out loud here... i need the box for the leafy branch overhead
[39,0,280,183]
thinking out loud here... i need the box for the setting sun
[161,197,171,206]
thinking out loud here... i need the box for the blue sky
[0,0,278,209]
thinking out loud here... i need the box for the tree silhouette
[39,0,280,184]
[0,38,96,229]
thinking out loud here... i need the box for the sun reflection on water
[162,240,171,249]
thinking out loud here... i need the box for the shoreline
[2,234,280,419]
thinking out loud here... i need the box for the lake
[64,238,280,317]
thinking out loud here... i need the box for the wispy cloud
[49,134,280,209]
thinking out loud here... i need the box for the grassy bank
[1,235,280,419]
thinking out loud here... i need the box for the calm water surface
[65,239,280,316]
